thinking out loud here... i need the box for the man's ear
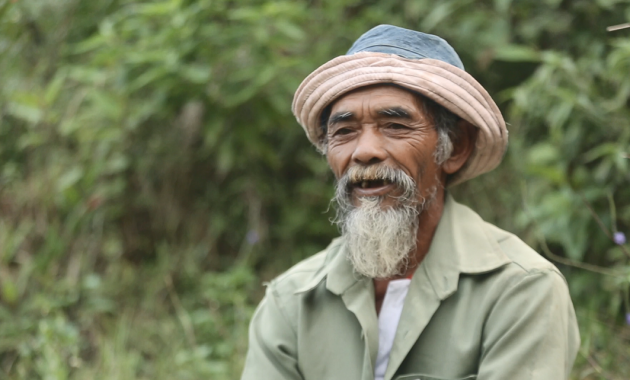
[442,119,477,175]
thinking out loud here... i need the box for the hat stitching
[351,44,430,60]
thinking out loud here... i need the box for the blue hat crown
[346,24,465,70]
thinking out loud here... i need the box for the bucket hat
[292,25,508,186]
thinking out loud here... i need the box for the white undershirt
[374,278,411,380]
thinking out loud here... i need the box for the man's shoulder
[482,220,563,278]
[267,237,342,296]
[451,197,563,279]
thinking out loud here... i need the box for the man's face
[325,84,445,279]
[326,85,444,205]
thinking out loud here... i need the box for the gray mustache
[336,165,417,201]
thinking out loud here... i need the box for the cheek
[394,136,435,163]
[388,136,438,179]
[326,147,350,179]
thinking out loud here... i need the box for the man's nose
[351,128,387,165]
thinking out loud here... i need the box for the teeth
[362,181,368,188]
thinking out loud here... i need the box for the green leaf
[44,71,67,106]
[494,44,541,62]
[6,102,42,124]
[1,279,18,305]
[527,143,559,165]
[56,167,84,193]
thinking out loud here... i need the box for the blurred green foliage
[0,0,629,378]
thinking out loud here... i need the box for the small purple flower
[613,231,626,245]
[246,230,260,245]
[626,312,630,326]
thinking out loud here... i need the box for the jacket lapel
[325,241,380,377]
[342,279,380,377]
[293,238,380,379]
[384,262,442,380]
[384,194,511,380]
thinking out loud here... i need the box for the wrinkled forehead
[330,84,420,110]
[324,84,432,127]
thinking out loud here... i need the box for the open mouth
[349,178,397,198]
[352,179,393,189]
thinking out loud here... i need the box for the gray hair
[318,88,461,165]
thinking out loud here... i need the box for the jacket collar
[420,193,511,299]
[295,194,511,297]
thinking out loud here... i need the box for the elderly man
[241,25,580,380]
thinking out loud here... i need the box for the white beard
[343,196,419,279]
[332,165,435,279]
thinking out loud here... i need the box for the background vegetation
[0,0,629,379]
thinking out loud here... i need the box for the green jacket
[241,195,580,380]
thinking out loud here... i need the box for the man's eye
[333,128,354,136]
[387,123,409,130]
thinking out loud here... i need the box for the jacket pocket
[393,375,477,380]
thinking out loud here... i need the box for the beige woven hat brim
[292,52,508,186]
